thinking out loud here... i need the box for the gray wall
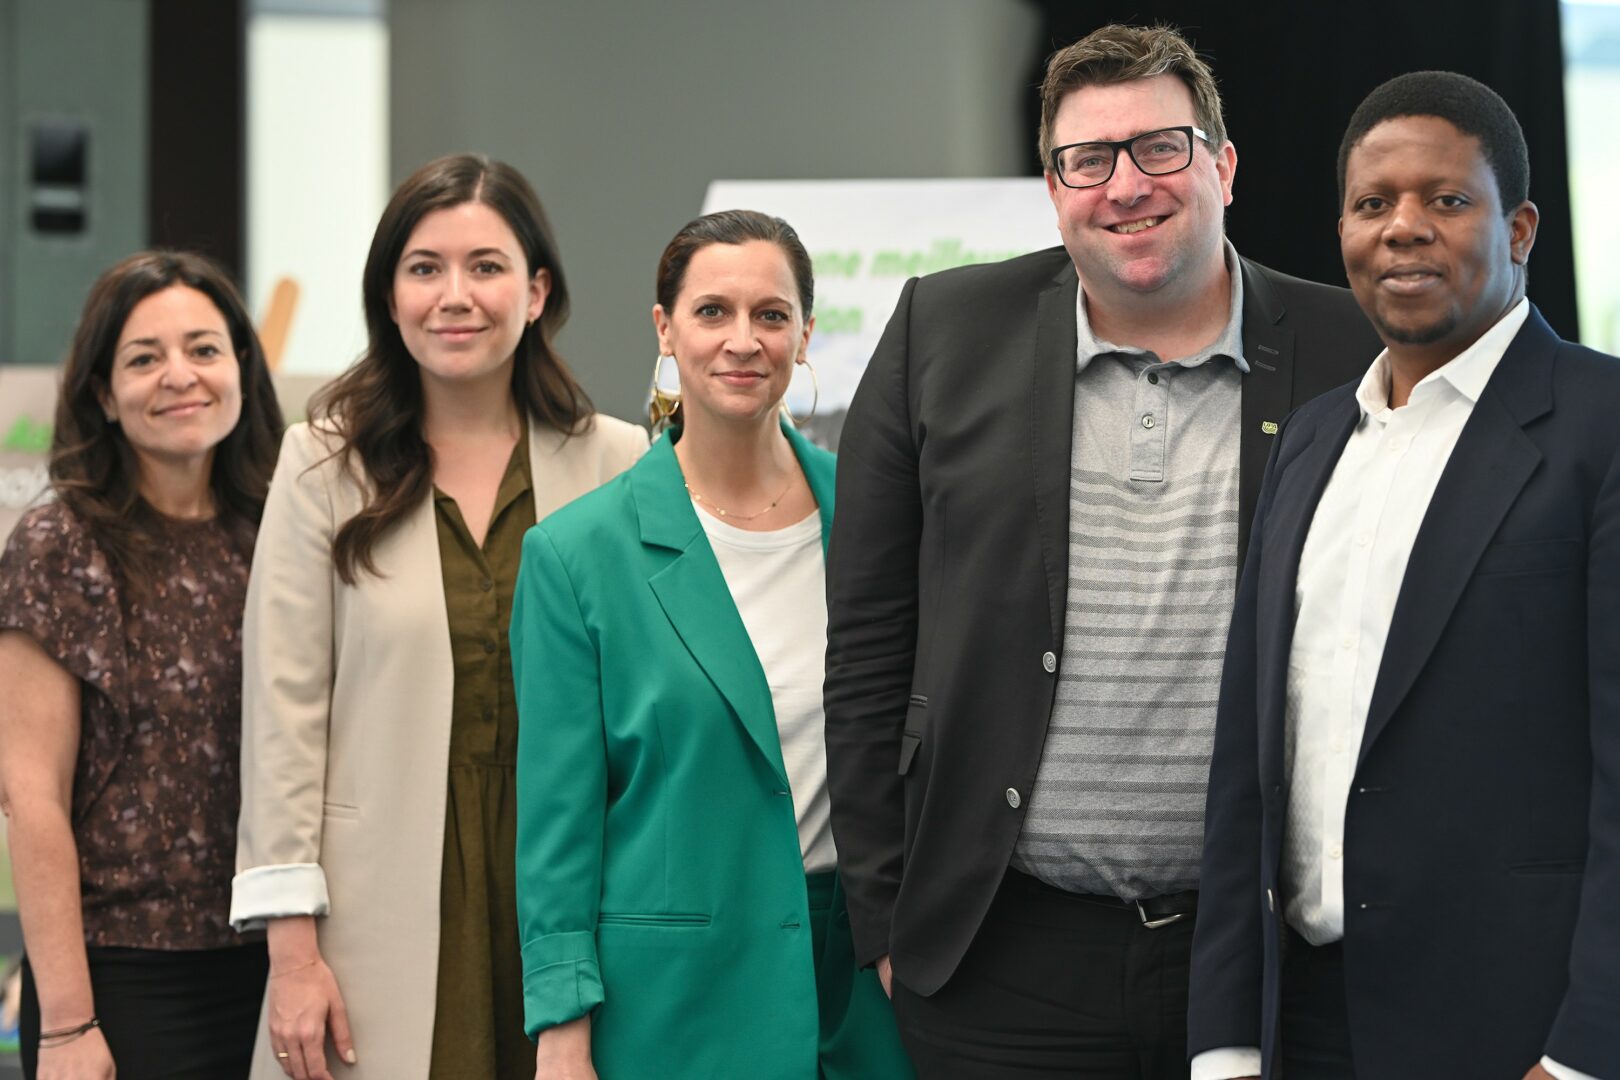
[389,0,1043,424]
[3,0,149,367]
[0,1,13,365]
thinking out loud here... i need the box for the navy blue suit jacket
[1189,307,1620,1078]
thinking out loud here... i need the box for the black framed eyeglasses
[1048,126,1210,189]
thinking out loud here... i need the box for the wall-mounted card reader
[30,122,88,234]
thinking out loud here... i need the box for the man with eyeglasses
[824,24,1379,1078]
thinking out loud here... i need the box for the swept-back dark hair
[1337,71,1530,211]
[652,209,815,431]
[49,249,284,586]
[656,209,814,317]
[310,153,595,584]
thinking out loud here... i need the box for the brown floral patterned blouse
[0,501,257,949]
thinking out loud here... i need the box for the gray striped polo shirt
[1010,246,1246,900]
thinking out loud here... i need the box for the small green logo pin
[1261,420,1279,435]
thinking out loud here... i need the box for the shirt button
[1329,845,1343,859]
[1389,438,1407,453]
[1332,741,1345,754]
[1357,534,1371,547]
[1005,787,1022,809]
[1141,414,1156,429]
[1147,371,1160,385]
[1041,651,1057,673]
[1341,636,1355,650]
[479,578,494,592]
[483,640,497,655]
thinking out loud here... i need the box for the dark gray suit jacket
[824,245,1381,996]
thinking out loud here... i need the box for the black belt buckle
[1134,891,1196,929]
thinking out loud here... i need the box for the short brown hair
[1037,24,1227,169]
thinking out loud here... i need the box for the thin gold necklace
[684,477,794,522]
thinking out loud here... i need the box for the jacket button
[1005,787,1021,808]
[1041,651,1057,673]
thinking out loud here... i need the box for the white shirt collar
[1354,297,1531,419]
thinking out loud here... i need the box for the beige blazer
[233,414,647,1080]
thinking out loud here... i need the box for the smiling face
[1339,114,1537,367]
[652,240,813,433]
[100,285,243,484]
[389,200,549,392]
[1046,74,1236,313]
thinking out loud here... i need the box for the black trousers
[1279,929,1357,1080]
[21,942,268,1080]
[891,869,1193,1079]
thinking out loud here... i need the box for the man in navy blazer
[1188,72,1620,1080]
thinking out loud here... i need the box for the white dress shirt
[1193,300,1595,1080]
[697,507,838,874]
[1283,300,1528,943]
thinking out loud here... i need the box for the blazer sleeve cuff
[521,931,604,1039]
[1547,997,1620,1079]
[229,863,331,931]
[1190,1047,1262,1080]
[1542,1056,1602,1080]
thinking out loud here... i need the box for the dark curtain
[148,0,247,280]
[1025,0,1578,341]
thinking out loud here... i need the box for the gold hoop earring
[780,358,819,426]
[649,354,681,430]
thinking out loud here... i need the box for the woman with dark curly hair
[231,153,645,1080]
[0,250,285,1080]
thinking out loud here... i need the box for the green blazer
[511,423,911,1080]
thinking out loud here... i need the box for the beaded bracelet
[38,1017,100,1049]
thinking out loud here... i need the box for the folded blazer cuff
[521,931,604,1039]
[228,863,331,931]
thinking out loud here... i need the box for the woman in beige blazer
[230,155,646,1080]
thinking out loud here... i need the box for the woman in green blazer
[511,211,912,1080]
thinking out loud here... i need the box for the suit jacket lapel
[1256,398,1359,771]
[783,422,838,552]
[636,428,833,789]
[1032,262,1080,647]
[1239,259,1297,568]
[1357,310,1556,765]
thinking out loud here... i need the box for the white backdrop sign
[694,178,1057,446]
[0,367,58,544]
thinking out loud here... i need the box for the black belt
[1008,869,1197,929]
[1133,890,1198,928]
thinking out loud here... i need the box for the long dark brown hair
[311,153,594,583]
[49,250,284,586]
